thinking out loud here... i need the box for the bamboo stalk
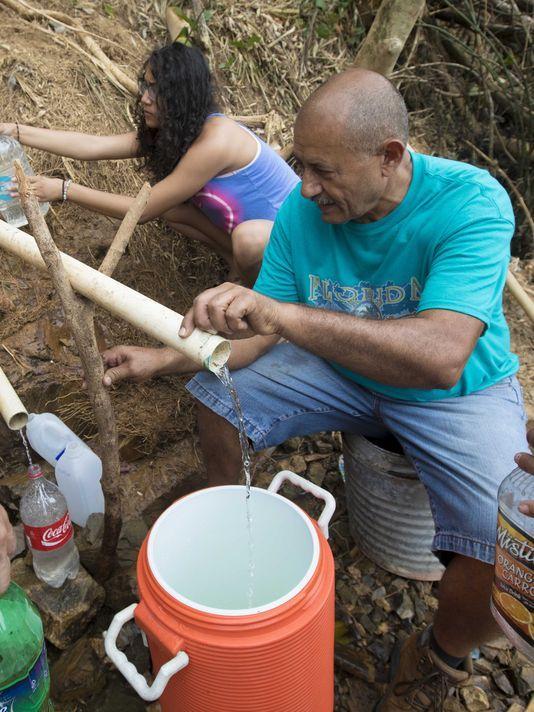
[0,366,28,430]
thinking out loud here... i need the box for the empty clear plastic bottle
[0,582,54,711]
[20,464,79,588]
[0,136,49,228]
[491,466,534,660]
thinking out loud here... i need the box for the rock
[50,636,106,702]
[9,523,26,559]
[288,454,307,474]
[11,558,104,649]
[395,591,415,621]
[117,518,149,568]
[507,704,525,712]
[492,670,515,696]
[371,586,386,601]
[81,512,105,548]
[460,685,490,711]
[97,675,147,712]
[104,564,139,612]
[520,665,534,693]
[280,437,302,453]
[473,658,494,675]
[307,461,326,486]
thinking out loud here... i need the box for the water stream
[19,428,33,467]
[216,365,255,608]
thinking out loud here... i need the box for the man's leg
[376,376,528,710]
[197,402,242,485]
[187,342,386,486]
[433,554,498,656]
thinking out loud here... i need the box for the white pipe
[0,366,28,430]
[0,223,230,372]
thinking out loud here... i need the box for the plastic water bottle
[20,464,79,588]
[55,442,105,527]
[0,136,49,228]
[26,413,105,526]
[26,412,86,466]
[0,582,54,711]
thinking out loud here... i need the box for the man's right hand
[102,346,169,386]
[0,505,16,595]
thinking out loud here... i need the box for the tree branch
[14,160,122,581]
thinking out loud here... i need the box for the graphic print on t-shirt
[308,274,422,320]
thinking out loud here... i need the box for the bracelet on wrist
[62,178,72,202]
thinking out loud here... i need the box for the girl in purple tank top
[3,43,298,285]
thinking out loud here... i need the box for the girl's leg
[163,203,233,265]
[231,219,273,287]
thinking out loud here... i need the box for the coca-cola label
[24,512,73,552]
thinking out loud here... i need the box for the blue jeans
[187,342,528,565]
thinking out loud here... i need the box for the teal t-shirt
[254,151,519,402]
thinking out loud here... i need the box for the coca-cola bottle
[20,464,79,588]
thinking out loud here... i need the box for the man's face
[293,117,387,224]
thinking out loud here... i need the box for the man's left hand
[516,429,534,517]
[179,283,282,340]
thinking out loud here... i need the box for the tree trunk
[354,0,425,76]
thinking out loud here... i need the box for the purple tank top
[190,115,299,233]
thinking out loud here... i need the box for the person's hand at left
[0,505,16,595]
[10,175,63,203]
[515,429,534,517]
[179,283,282,340]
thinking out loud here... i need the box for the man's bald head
[297,68,409,155]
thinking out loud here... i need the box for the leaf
[202,9,214,23]
[103,3,114,17]
[315,0,326,9]
[230,34,261,51]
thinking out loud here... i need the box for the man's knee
[231,220,272,267]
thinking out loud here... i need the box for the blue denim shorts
[187,342,528,565]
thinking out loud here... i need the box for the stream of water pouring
[19,428,34,467]
[216,365,255,607]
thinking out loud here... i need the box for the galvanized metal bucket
[343,432,444,581]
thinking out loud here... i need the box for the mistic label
[23,513,73,552]
[492,508,534,646]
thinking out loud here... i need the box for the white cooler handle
[104,603,189,702]
[268,470,336,539]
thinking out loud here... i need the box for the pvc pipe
[0,223,231,372]
[0,366,28,430]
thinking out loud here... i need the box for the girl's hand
[0,123,17,138]
[11,175,63,203]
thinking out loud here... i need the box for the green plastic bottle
[0,582,53,711]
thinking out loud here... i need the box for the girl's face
[140,66,159,129]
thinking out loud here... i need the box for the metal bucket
[343,432,444,581]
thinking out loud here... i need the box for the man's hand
[102,346,171,386]
[516,429,534,517]
[0,505,16,595]
[179,283,282,340]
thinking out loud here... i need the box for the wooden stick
[14,160,122,581]
[506,271,534,324]
[99,182,151,278]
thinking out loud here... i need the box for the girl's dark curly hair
[135,43,219,182]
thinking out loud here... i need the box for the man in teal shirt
[102,69,528,710]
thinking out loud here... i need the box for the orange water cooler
[105,471,336,712]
